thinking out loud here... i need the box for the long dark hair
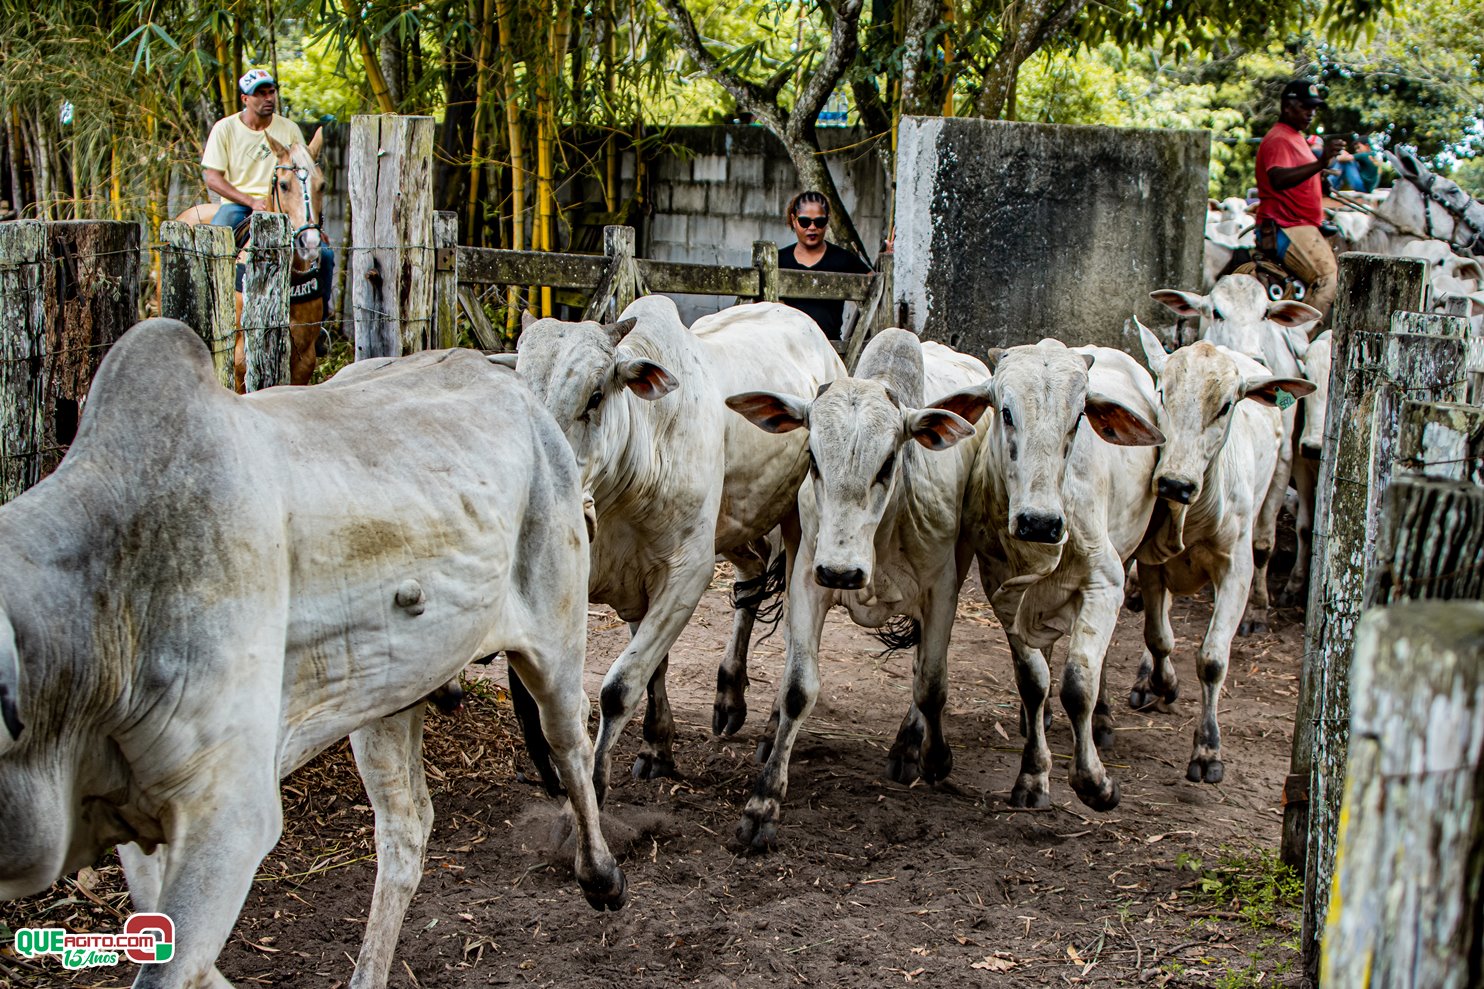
[786,190,829,227]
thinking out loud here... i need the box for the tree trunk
[898,0,939,116]
[380,30,405,108]
[974,0,1088,119]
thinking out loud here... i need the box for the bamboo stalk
[940,0,956,116]
[341,0,397,113]
[109,136,120,221]
[215,28,236,117]
[467,0,496,243]
[496,0,527,326]
[603,0,618,213]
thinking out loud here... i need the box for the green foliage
[1180,846,1304,930]
[275,32,372,122]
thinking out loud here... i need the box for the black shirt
[778,242,872,340]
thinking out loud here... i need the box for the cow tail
[508,662,564,797]
[732,550,787,644]
[871,616,922,656]
[0,614,22,750]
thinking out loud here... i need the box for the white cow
[498,298,843,799]
[1204,197,1256,288]
[1282,330,1332,606]
[725,329,992,852]
[1150,274,1320,633]
[0,320,625,989]
[962,340,1165,811]
[1133,323,1314,783]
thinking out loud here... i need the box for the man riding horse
[191,69,334,388]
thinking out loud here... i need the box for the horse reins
[1414,170,1484,254]
[272,162,322,257]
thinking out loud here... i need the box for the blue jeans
[213,203,335,308]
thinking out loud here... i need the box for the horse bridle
[272,162,322,253]
[1413,169,1484,253]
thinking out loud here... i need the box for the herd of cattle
[0,166,1475,987]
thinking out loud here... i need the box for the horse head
[265,129,326,266]
[1382,149,1484,251]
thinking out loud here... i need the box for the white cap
[238,69,276,95]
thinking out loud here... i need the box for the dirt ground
[2,560,1308,989]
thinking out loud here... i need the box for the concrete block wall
[894,117,1209,357]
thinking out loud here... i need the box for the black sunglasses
[795,215,829,229]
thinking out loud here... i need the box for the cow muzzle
[814,563,867,590]
[1156,475,1199,504]
[1012,510,1065,545]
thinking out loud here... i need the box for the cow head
[727,329,988,589]
[981,341,1163,545]
[500,311,677,490]
[1295,331,1332,460]
[1152,275,1319,373]
[1137,320,1314,505]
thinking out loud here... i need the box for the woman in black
[778,190,872,341]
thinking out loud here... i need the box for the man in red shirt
[1255,79,1347,319]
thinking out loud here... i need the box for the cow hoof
[712,701,747,737]
[581,867,628,912]
[1009,777,1051,809]
[1186,758,1225,784]
[1093,720,1116,751]
[884,747,921,785]
[1128,680,1178,711]
[1237,618,1268,637]
[1124,589,1145,613]
[631,751,678,781]
[1072,776,1121,812]
[922,744,953,784]
[732,810,779,855]
[1276,585,1306,609]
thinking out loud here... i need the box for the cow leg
[507,648,627,910]
[735,568,830,855]
[1093,656,1116,751]
[1280,455,1316,607]
[1189,548,1253,784]
[886,568,959,785]
[1129,561,1180,710]
[1007,634,1053,809]
[118,844,236,989]
[347,706,434,989]
[1060,563,1124,812]
[592,558,712,801]
[634,651,678,780]
[1240,444,1289,636]
[130,772,282,989]
[713,536,782,737]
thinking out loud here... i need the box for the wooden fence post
[241,212,292,392]
[349,114,435,360]
[583,225,637,323]
[753,241,779,304]
[845,253,894,372]
[1321,600,1484,989]
[1286,254,1427,980]
[1368,476,1484,607]
[42,220,139,462]
[159,221,236,389]
[0,221,48,504]
[431,211,459,350]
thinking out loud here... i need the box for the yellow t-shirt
[201,114,307,198]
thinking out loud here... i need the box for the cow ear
[487,352,519,369]
[1133,317,1168,376]
[1208,198,1222,211]
[907,408,975,450]
[930,383,992,427]
[1151,289,1208,320]
[307,127,324,162]
[1081,352,1096,370]
[521,310,538,330]
[1266,299,1322,328]
[605,317,638,345]
[727,391,809,433]
[1084,394,1165,447]
[266,133,290,160]
[985,348,1008,372]
[617,358,677,400]
[1242,376,1316,407]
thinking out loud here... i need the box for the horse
[176,128,329,391]
[1333,151,1484,257]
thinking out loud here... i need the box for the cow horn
[0,614,22,747]
[815,381,833,398]
[604,317,638,345]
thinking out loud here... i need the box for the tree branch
[654,0,788,133]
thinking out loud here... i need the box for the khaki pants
[1283,224,1338,324]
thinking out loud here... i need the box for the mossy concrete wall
[894,117,1209,356]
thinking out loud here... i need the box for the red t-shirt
[1255,122,1322,228]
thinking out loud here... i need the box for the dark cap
[1281,79,1327,107]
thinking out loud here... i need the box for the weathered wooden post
[349,114,435,360]
[159,220,237,388]
[582,225,637,323]
[1286,254,1427,981]
[240,212,292,392]
[845,253,894,372]
[430,211,459,350]
[1321,600,1484,989]
[1368,476,1484,607]
[0,221,48,504]
[1396,400,1484,486]
[753,241,780,304]
[42,220,140,462]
